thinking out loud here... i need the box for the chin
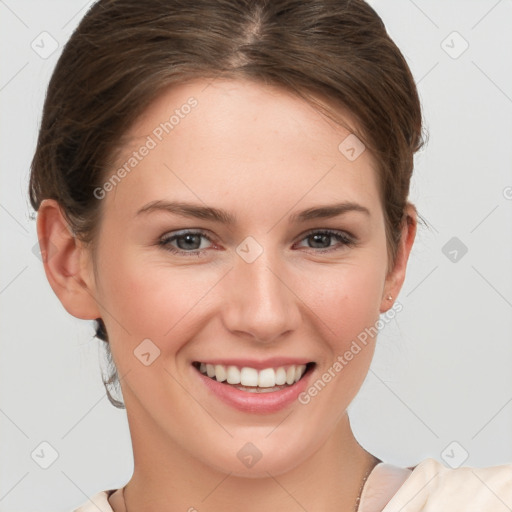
[199,434,317,479]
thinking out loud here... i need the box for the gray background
[1,0,511,510]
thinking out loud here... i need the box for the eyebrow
[135,200,370,224]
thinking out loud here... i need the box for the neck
[117,406,380,512]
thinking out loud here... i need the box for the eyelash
[157,229,356,257]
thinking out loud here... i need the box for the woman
[29,0,512,511]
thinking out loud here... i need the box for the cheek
[299,259,386,345]
[94,246,214,362]
[291,262,386,429]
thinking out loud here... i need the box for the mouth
[192,361,316,393]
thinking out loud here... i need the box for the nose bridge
[221,240,300,342]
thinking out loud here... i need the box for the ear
[379,203,417,313]
[36,199,101,320]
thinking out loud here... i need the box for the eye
[295,229,355,253]
[158,230,214,256]
[157,228,355,257]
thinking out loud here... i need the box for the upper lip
[193,357,315,370]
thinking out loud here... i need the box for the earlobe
[380,204,417,313]
[36,199,101,320]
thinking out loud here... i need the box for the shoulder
[384,457,512,511]
[359,460,414,512]
[72,489,117,512]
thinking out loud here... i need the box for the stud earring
[387,295,393,300]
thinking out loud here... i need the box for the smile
[192,361,315,393]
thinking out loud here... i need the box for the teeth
[215,364,227,382]
[275,367,287,385]
[197,363,308,388]
[258,368,275,388]
[241,367,258,386]
[226,365,241,384]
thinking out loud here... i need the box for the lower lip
[194,365,314,414]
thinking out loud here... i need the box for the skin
[38,78,416,512]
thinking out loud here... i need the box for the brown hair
[29,0,425,408]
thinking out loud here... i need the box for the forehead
[105,78,381,217]
[130,77,364,155]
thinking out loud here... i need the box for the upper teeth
[198,363,307,387]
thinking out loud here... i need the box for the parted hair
[29,0,425,408]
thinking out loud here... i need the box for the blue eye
[158,229,355,256]
[159,230,213,256]
[296,229,355,253]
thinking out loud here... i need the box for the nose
[220,247,301,344]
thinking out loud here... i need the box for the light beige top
[72,457,512,512]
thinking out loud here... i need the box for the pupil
[178,234,200,250]
[310,234,330,248]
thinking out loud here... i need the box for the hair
[29,0,426,408]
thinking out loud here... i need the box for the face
[84,78,399,476]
